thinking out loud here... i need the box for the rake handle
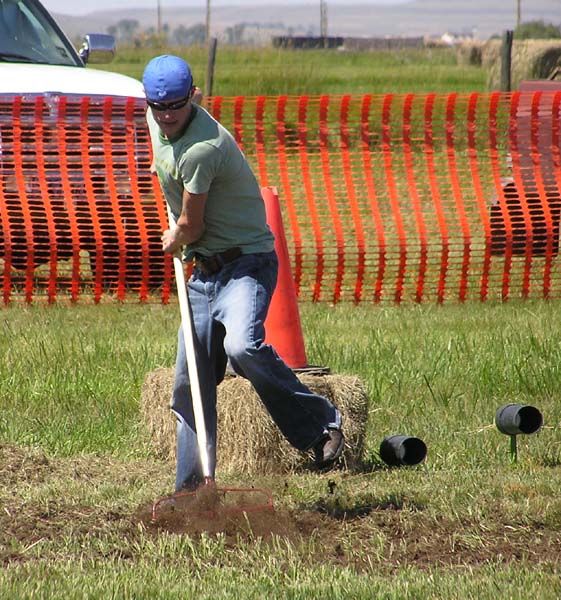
[166,205,212,479]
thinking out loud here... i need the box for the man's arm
[162,189,207,254]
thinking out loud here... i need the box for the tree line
[105,18,307,47]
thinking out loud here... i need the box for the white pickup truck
[0,0,144,97]
[0,0,166,292]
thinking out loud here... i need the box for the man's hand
[162,225,190,255]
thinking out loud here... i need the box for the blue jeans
[171,250,341,491]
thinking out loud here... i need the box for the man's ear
[192,86,203,106]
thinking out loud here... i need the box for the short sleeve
[179,142,223,195]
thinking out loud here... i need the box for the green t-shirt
[147,105,274,260]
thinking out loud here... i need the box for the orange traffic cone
[262,186,308,369]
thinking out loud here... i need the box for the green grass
[96,45,487,95]
[0,305,176,456]
[2,301,561,597]
[3,563,561,600]
[3,301,561,464]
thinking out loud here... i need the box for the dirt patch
[2,444,561,570]
[135,484,327,543]
[137,496,561,571]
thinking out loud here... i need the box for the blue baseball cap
[142,55,193,102]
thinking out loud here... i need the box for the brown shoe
[314,428,344,468]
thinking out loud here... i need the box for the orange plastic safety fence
[1,92,561,305]
[220,92,561,304]
[0,94,170,304]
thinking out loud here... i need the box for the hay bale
[141,367,176,462]
[481,38,501,68]
[140,367,369,475]
[456,41,483,66]
[485,39,561,90]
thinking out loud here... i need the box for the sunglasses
[147,96,190,112]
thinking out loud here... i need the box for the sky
[41,0,411,17]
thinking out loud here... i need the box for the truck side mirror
[79,34,116,65]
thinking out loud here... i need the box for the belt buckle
[196,249,239,275]
[197,255,219,275]
[207,256,221,274]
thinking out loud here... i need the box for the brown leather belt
[194,247,242,275]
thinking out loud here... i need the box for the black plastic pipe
[379,435,427,467]
[495,404,543,436]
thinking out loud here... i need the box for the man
[143,54,344,492]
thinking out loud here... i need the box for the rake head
[151,478,274,522]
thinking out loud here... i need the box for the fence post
[205,37,218,98]
[500,30,513,91]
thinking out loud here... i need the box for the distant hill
[55,0,561,43]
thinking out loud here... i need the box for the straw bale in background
[141,367,369,475]
[484,39,561,90]
[456,41,483,66]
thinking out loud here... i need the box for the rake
[151,206,275,522]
